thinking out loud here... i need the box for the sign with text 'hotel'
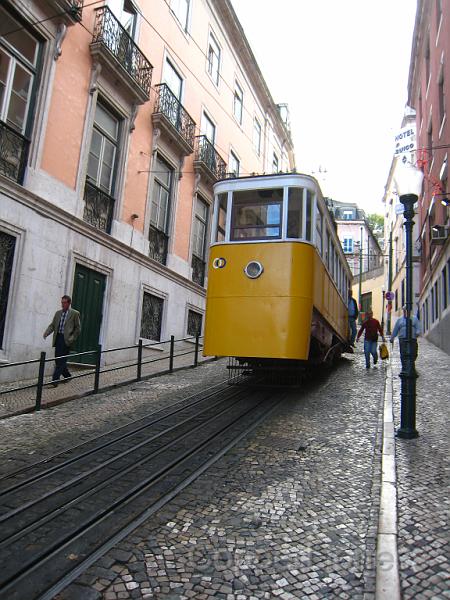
[394,125,416,161]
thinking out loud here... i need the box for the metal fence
[0,334,204,413]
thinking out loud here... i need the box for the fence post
[35,351,46,411]
[137,339,143,381]
[169,335,175,373]
[194,334,199,367]
[94,344,102,394]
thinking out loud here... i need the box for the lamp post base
[396,427,419,439]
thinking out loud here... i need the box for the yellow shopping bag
[379,343,389,360]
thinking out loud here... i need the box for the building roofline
[407,0,424,105]
[212,0,294,153]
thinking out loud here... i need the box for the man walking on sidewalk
[390,306,421,372]
[356,310,385,369]
[43,295,81,386]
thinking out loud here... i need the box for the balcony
[152,84,196,156]
[46,0,83,23]
[194,136,226,183]
[90,6,153,104]
[0,121,29,185]
[83,180,115,233]
[191,254,206,287]
[149,225,168,265]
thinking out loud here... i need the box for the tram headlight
[244,261,264,279]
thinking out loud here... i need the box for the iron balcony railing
[154,84,196,150]
[92,6,153,97]
[195,135,226,180]
[83,179,115,233]
[0,120,29,184]
[191,253,206,286]
[149,225,169,264]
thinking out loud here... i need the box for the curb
[375,359,401,599]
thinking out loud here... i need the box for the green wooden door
[71,264,106,365]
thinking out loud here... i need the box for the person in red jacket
[356,310,385,369]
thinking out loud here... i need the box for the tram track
[0,383,285,600]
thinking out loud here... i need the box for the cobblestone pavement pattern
[55,349,386,599]
[391,339,450,599]
[2,339,448,599]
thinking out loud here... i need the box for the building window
[0,7,39,182]
[149,154,173,264]
[109,0,137,37]
[201,111,215,143]
[437,0,443,31]
[229,150,240,177]
[343,210,353,220]
[425,36,431,89]
[140,292,164,341]
[207,32,220,86]
[84,101,121,232]
[442,265,448,310]
[191,196,208,286]
[342,237,353,253]
[87,102,120,194]
[187,309,202,337]
[272,152,279,173]
[170,0,190,31]
[0,7,39,134]
[427,120,433,166]
[434,281,439,320]
[438,65,445,129]
[0,231,16,349]
[163,57,183,100]
[233,81,243,124]
[401,278,405,308]
[253,118,261,155]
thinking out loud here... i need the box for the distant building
[382,108,421,334]
[407,0,450,353]
[326,199,383,276]
[326,199,384,321]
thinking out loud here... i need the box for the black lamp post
[394,163,423,439]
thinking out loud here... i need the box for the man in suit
[43,295,81,386]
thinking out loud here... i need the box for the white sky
[231,0,417,214]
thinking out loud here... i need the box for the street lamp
[393,162,424,439]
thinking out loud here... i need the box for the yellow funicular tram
[203,173,353,372]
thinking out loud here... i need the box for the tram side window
[215,193,227,242]
[287,187,303,238]
[230,188,283,240]
[315,205,323,255]
[305,191,313,241]
[325,228,330,269]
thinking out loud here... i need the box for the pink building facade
[408,0,450,353]
[0,0,294,377]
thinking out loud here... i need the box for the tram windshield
[230,189,283,240]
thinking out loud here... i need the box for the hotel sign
[394,126,416,161]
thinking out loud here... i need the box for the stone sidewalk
[0,343,210,419]
[389,338,449,599]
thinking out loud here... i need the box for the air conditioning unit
[431,225,449,244]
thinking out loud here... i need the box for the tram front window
[230,188,283,240]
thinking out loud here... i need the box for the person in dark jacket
[356,310,385,369]
[43,295,81,385]
[348,290,359,346]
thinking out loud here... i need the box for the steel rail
[0,386,245,532]
[0,378,231,490]
[0,389,277,597]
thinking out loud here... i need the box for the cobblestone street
[1,339,448,599]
